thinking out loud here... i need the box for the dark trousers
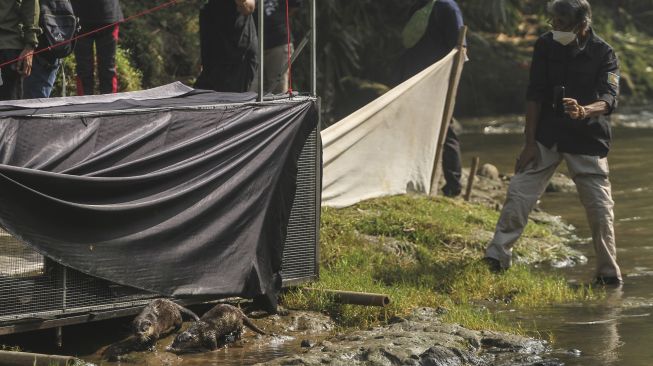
[442,124,462,197]
[74,23,119,95]
[0,50,23,100]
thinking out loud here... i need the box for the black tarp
[0,85,319,304]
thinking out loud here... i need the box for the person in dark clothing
[398,0,466,197]
[483,0,622,285]
[70,0,123,95]
[195,0,258,93]
[24,0,77,99]
[0,0,40,100]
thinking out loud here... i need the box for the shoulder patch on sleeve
[608,72,619,88]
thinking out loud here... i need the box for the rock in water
[478,163,500,180]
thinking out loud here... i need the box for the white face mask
[552,29,577,46]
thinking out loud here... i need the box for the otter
[132,298,200,348]
[167,303,265,353]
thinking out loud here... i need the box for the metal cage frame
[0,0,319,335]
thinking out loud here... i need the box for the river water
[460,110,653,366]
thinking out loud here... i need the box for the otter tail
[242,316,266,335]
[175,304,200,321]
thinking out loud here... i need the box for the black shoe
[593,276,623,286]
[481,257,503,273]
[442,186,462,198]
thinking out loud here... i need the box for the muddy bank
[260,307,562,366]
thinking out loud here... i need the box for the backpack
[37,0,79,59]
[401,0,437,49]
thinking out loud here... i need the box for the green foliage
[282,195,599,330]
[120,0,201,88]
[70,0,651,116]
[50,46,142,97]
[461,0,523,34]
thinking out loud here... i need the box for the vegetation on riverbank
[49,1,652,120]
[282,195,598,332]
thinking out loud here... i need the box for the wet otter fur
[167,304,265,353]
[133,298,200,348]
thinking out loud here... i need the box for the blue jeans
[23,55,61,99]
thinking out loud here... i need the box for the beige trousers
[485,142,622,280]
[250,43,293,95]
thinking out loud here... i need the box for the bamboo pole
[303,288,390,307]
[429,26,468,196]
[464,156,480,201]
[0,350,78,366]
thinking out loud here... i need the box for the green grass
[282,194,598,332]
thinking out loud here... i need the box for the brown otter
[133,298,200,348]
[101,299,199,360]
[167,303,265,353]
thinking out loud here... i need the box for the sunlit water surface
[460,113,653,366]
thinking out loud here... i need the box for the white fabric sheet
[321,49,457,208]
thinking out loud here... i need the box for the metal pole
[62,267,67,312]
[256,0,265,102]
[55,327,63,348]
[61,60,66,97]
[258,0,265,102]
[309,0,317,97]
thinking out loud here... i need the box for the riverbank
[282,181,593,331]
[267,170,597,365]
[0,166,597,365]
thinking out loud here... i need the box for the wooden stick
[430,26,468,196]
[464,156,480,202]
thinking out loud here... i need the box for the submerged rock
[259,308,561,366]
[546,173,577,193]
[478,163,500,180]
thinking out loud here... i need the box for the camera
[553,85,565,117]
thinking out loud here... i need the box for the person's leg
[23,55,61,99]
[441,124,463,197]
[485,143,561,269]
[96,24,119,94]
[264,43,293,94]
[0,50,23,100]
[565,153,622,282]
[74,26,95,95]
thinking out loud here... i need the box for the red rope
[285,0,293,95]
[0,0,184,70]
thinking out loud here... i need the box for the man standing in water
[483,0,622,285]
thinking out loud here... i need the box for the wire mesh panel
[0,228,157,323]
[0,232,62,321]
[281,126,320,283]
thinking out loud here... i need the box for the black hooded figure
[195,0,259,92]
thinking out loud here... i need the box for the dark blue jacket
[398,0,464,81]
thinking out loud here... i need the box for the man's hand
[515,143,539,174]
[235,0,255,16]
[563,98,587,120]
[17,46,34,77]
